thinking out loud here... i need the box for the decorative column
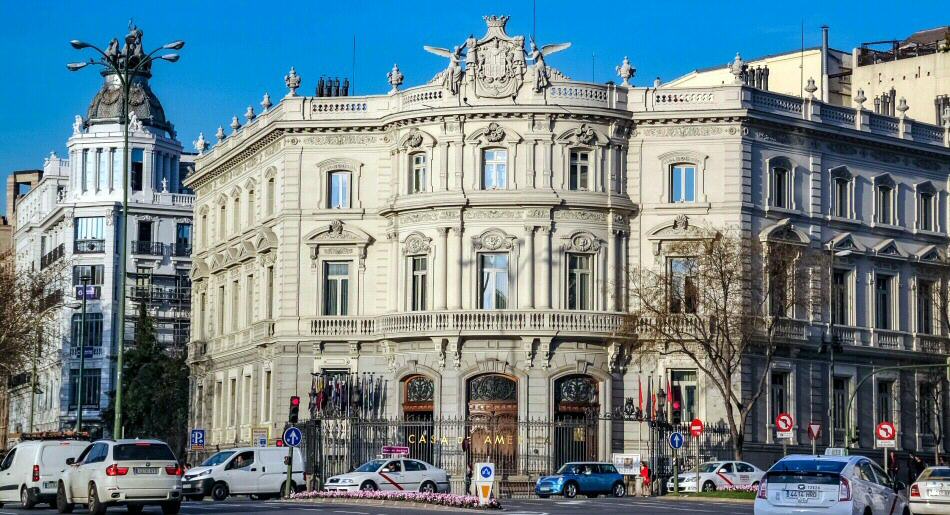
[537,226,552,309]
[606,229,617,311]
[520,226,536,308]
[449,226,463,309]
[436,228,449,310]
[388,230,399,312]
[620,231,628,311]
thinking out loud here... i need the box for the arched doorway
[466,374,518,476]
[554,375,599,467]
[402,375,435,462]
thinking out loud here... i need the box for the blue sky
[0,0,945,213]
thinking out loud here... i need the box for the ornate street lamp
[68,24,183,438]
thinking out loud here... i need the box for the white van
[182,447,304,501]
[0,437,89,508]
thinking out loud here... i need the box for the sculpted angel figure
[423,44,464,95]
[529,38,571,92]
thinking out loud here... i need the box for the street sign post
[775,412,794,457]
[669,432,685,494]
[282,427,302,447]
[282,426,302,499]
[190,429,205,452]
[876,421,896,472]
[474,462,495,506]
[689,419,703,486]
[807,422,822,455]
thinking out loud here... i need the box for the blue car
[535,462,626,498]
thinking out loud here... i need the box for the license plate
[785,490,817,499]
[43,481,56,489]
[134,467,158,474]
[928,489,950,496]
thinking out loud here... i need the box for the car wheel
[419,481,437,493]
[56,482,74,514]
[701,480,716,492]
[161,500,181,515]
[211,482,229,501]
[280,481,297,497]
[563,482,578,498]
[360,481,378,491]
[21,485,37,509]
[612,481,626,498]
[126,505,144,515]
[87,483,106,515]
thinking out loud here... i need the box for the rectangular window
[482,149,507,190]
[411,154,427,194]
[73,265,105,285]
[919,383,934,435]
[831,269,850,325]
[567,254,592,310]
[266,265,275,318]
[875,274,892,329]
[669,257,697,314]
[199,292,207,339]
[231,280,240,331]
[246,275,254,326]
[877,380,893,424]
[214,381,222,427]
[218,205,226,238]
[71,313,104,347]
[833,178,850,218]
[97,149,108,193]
[410,256,427,311]
[772,167,789,208]
[833,377,849,430]
[84,149,95,193]
[232,197,241,234]
[569,151,590,191]
[670,370,697,424]
[137,220,153,243]
[112,148,122,191]
[200,215,208,249]
[247,189,256,224]
[176,223,192,256]
[228,378,237,426]
[323,262,350,316]
[670,164,696,202]
[263,369,272,421]
[877,186,893,224]
[479,253,509,309]
[770,371,789,424]
[266,178,276,216]
[75,217,105,240]
[68,368,101,409]
[917,279,935,334]
[131,149,144,192]
[217,285,225,335]
[919,192,935,231]
[328,171,351,208]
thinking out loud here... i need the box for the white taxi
[56,439,183,515]
[910,466,950,514]
[754,454,907,515]
[324,458,450,493]
[666,461,764,493]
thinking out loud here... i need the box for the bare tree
[918,369,947,465]
[0,250,68,378]
[624,225,819,460]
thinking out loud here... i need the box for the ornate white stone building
[6,60,194,441]
[187,16,950,473]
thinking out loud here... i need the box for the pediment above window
[873,173,895,188]
[403,232,432,255]
[646,214,711,255]
[560,231,603,253]
[657,150,708,169]
[316,157,363,174]
[398,128,437,150]
[191,258,209,280]
[916,180,936,194]
[917,245,944,263]
[555,123,605,146]
[759,219,809,245]
[208,251,229,270]
[827,232,866,253]
[873,239,904,258]
[305,219,373,246]
[228,241,257,263]
[829,165,853,180]
[466,122,522,145]
[251,226,278,253]
[472,228,517,251]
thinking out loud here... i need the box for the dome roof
[85,74,173,135]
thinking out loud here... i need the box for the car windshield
[693,462,720,473]
[200,451,235,467]
[921,468,950,479]
[355,460,387,472]
[113,443,176,461]
[556,464,580,474]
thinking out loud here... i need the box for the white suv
[56,439,183,515]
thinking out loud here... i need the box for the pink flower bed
[290,489,502,509]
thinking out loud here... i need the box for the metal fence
[299,416,733,496]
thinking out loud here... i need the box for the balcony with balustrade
[131,241,165,256]
[74,239,105,254]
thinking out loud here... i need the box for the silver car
[910,466,950,514]
[324,458,450,493]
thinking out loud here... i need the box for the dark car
[535,462,625,498]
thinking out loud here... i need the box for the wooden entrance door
[466,374,518,477]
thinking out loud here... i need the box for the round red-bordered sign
[690,418,704,437]
[876,421,896,440]
[775,412,794,432]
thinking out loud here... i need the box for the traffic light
[289,396,300,424]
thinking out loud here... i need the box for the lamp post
[826,249,852,448]
[74,275,90,433]
[68,26,183,438]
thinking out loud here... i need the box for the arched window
[218,203,226,239]
[247,189,256,225]
[232,195,241,235]
[266,177,276,216]
[402,375,434,416]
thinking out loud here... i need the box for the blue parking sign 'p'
[191,429,205,447]
[669,432,684,450]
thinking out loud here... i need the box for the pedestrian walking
[887,451,899,481]
[910,452,928,481]
[639,461,651,497]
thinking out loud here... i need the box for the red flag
[638,376,643,412]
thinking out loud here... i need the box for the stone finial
[193,132,208,154]
[215,126,226,142]
[853,88,867,109]
[804,77,818,99]
[653,77,661,88]
[72,115,84,135]
[284,66,301,97]
[897,97,909,117]
[729,53,744,84]
[943,106,950,127]
[261,92,272,112]
[230,116,241,133]
[245,105,256,122]
[615,56,635,87]
[387,64,404,94]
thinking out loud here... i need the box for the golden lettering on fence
[406,433,513,446]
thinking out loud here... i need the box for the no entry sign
[690,418,704,437]
[775,412,794,439]
[876,421,896,448]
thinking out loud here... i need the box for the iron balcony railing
[173,242,192,257]
[74,239,105,254]
[131,241,165,255]
[130,285,191,304]
[40,243,65,269]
